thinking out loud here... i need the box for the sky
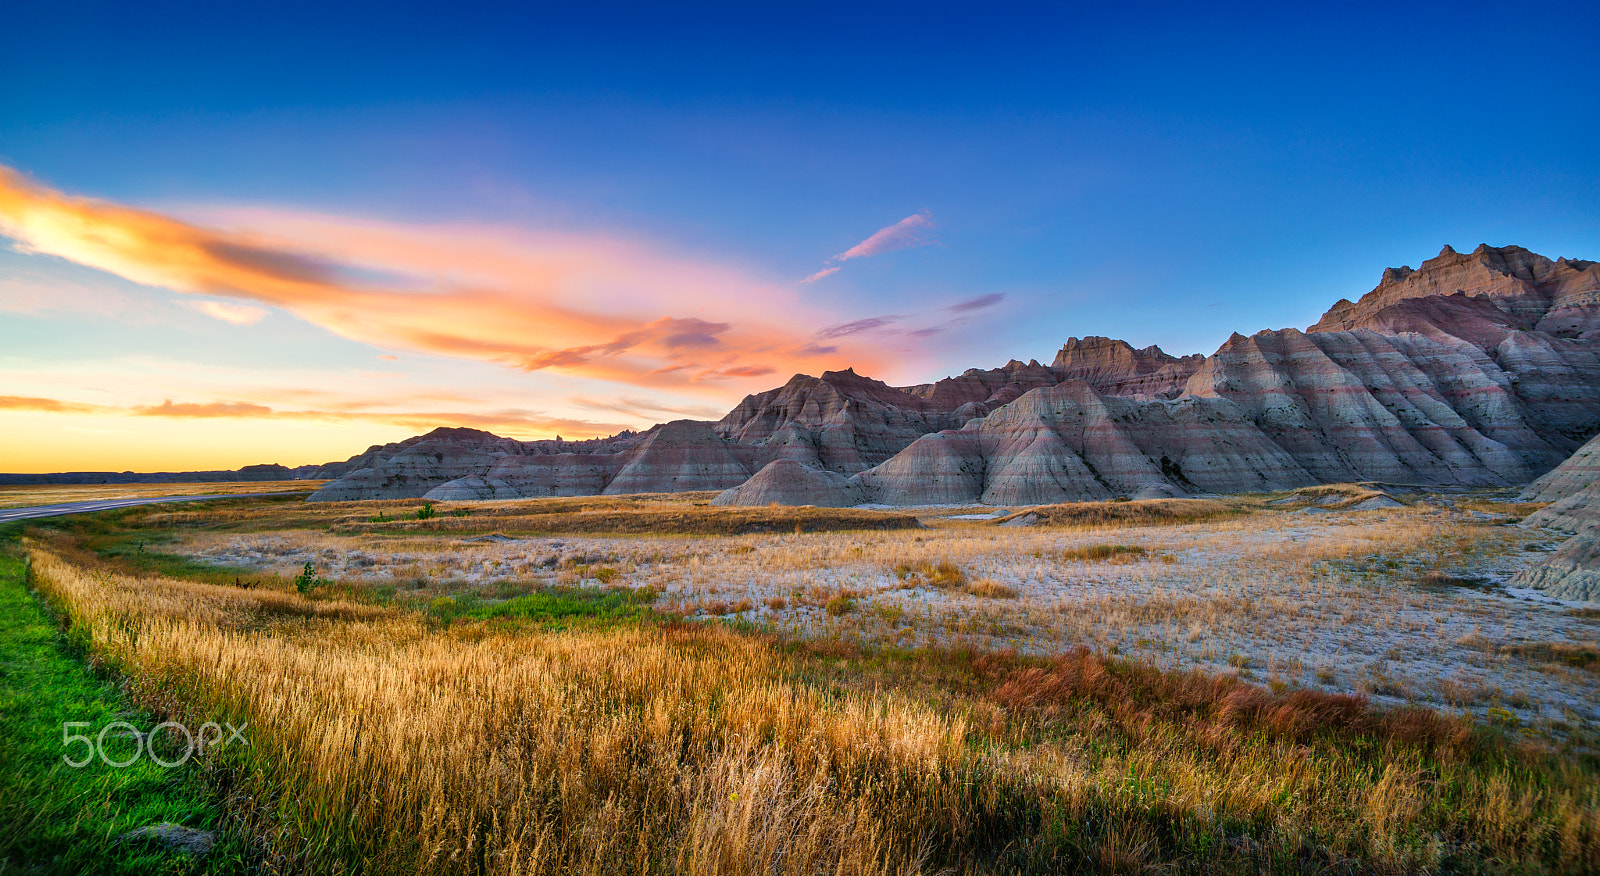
[2,0,1597,472]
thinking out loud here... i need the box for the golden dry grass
[119,494,1600,723]
[995,498,1242,528]
[23,531,1600,875]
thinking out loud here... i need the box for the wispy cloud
[800,211,935,283]
[705,364,775,378]
[816,315,903,339]
[569,396,727,421]
[0,395,108,413]
[945,292,1004,313]
[134,400,274,417]
[188,299,268,325]
[800,266,841,284]
[833,211,935,262]
[0,165,896,396]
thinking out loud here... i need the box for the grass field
[7,490,1599,874]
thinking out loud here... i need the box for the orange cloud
[0,165,899,397]
[134,400,275,417]
[568,395,727,421]
[0,395,110,413]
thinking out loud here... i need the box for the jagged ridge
[300,244,1600,512]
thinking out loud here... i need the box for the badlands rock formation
[307,428,562,501]
[710,459,867,508]
[1047,336,1204,399]
[308,422,769,502]
[306,244,1600,516]
[1510,433,1600,602]
[1313,244,1600,335]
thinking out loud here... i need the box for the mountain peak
[1311,243,1586,332]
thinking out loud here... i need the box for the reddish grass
[991,646,1473,754]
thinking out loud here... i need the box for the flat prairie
[13,488,1600,874]
[155,490,1600,727]
[0,480,322,510]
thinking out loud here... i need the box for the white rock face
[711,460,866,507]
[1512,432,1600,603]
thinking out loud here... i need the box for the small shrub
[426,595,459,620]
[766,597,787,611]
[892,560,967,589]
[825,595,856,616]
[966,578,1019,599]
[1059,544,1148,563]
[414,501,438,521]
[1487,706,1520,727]
[293,561,331,595]
[872,604,905,623]
[450,508,470,518]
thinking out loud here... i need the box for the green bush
[293,562,331,594]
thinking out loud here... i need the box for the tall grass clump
[999,498,1240,529]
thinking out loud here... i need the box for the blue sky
[2,0,1597,470]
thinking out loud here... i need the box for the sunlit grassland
[0,481,323,511]
[18,506,1600,875]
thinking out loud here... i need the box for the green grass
[427,585,661,629]
[26,509,272,589]
[0,542,245,874]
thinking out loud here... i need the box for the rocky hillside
[1510,433,1600,602]
[300,243,1600,510]
[1312,244,1600,334]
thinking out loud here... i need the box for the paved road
[0,492,304,524]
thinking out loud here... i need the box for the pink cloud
[832,211,935,263]
[801,266,841,283]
